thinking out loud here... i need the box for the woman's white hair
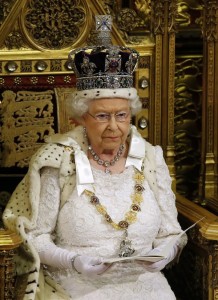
[67,88,142,119]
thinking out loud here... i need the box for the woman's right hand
[73,255,110,276]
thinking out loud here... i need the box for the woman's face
[81,98,131,153]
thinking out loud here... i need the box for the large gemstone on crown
[108,59,119,72]
[96,77,104,87]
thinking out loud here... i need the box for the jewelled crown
[68,15,139,91]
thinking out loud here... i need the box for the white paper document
[103,217,205,264]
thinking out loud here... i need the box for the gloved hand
[38,243,76,269]
[73,255,110,276]
[142,243,179,273]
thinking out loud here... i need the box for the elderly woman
[3,44,187,300]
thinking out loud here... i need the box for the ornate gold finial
[0,228,22,250]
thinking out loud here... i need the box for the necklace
[84,167,145,257]
[88,144,125,174]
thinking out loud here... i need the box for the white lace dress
[28,147,184,300]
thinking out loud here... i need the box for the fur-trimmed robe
[3,125,183,299]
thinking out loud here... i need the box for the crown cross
[105,54,121,73]
[96,15,112,31]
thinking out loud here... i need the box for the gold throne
[0,1,218,299]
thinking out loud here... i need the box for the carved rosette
[101,0,152,44]
[22,0,88,49]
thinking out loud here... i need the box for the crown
[68,15,139,91]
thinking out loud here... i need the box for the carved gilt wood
[0,1,217,299]
[201,0,218,212]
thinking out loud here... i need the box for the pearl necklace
[88,144,125,174]
[84,167,145,257]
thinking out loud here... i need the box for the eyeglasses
[87,111,130,123]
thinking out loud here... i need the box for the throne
[0,1,218,299]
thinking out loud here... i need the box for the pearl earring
[83,127,87,138]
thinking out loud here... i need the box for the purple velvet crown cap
[68,45,139,91]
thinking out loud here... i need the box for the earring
[83,127,87,138]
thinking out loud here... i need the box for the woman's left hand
[142,258,171,273]
[141,244,179,273]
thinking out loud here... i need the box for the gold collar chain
[84,167,145,231]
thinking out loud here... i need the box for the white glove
[34,237,110,275]
[39,243,76,269]
[73,255,110,276]
[143,243,179,273]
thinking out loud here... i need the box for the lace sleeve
[27,167,60,253]
[153,146,187,249]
